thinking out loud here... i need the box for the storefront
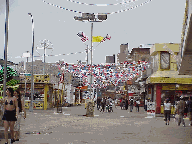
[146,71,192,114]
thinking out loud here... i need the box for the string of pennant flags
[67,0,137,6]
[42,0,153,15]
[57,60,150,88]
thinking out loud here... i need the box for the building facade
[146,43,192,114]
[117,43,129,64]
[106,54,115,63]
[130,47,151,62]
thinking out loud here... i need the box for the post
[43,42,45,76]
[44,84,48,110]
[28,13,34,112]
[90,23,93,99]
[3,0,9,98]
[86,45,88,65]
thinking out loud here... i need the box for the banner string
[42,0,153,15]
[67,0,137,6]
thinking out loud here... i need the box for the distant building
[130,47,151,62]
[106,54,115,63]
[117,43,129,63]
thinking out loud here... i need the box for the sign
[147,102,155,117]
[162,84,192,90]
[150,77,192,84]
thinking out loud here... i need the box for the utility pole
[90,23,93,99]
[86,45,88,65]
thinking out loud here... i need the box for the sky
[0,0,186,65]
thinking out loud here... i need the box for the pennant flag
[92,36,104,42]
[101,34,111,42]
[77,31,89,42]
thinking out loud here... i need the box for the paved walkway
[0,106,191,144]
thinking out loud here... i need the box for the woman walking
[14,90,26,141]
[164,99,171,125]
[136,99,140,112]
[2,88,19,144]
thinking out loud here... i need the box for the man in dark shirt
[187,96,192,126]
[97,97,101,110]
[177,96,186,127]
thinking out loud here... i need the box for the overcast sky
[0,0,186,65]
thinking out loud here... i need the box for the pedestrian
[136,99,140,112]
[177,96,186,127]
[100,98,105,113]
[125,98,128,110]
[97,97,101,110]
[115,98,118,109]
[163,99,171,125]
[129,97,134,112]
[187,96,192,126]
[14,90,26,141]
[2,88,19,144]
[145,98,148,111]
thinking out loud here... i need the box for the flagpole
[90,23,93,99]
[86,45,88,65]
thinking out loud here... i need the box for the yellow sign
[150,77,192,84]
[162,84,192,90]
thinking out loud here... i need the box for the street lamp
[74,13,107,99]
[28,13,34,112]
[3,0,9,98]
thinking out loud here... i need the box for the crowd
[96,95,192,127]
[163,95,192,127]
[1,88,26,144]
[96,97,142,113]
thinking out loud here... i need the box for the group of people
[163,96,192,127]
[96,97,141,113]
[120,97,141,112]
[96,97,113,113]
[2,88,26,144]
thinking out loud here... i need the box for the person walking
[163,99,171,125]
[177,96,186,127]
[115,98,118,109]
[125,98,128,110]
[136,99,140,112]
[2,88,19,144]
[187,96,192,126]
[145,98,148,111]
[97,97,101,110]
[129,97,134,112]
[13,90,26,141]
[100,98,105,113]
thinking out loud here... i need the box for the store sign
[162,84,192,90]
[150,77,192,84]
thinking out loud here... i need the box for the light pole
[28,13,34,112]
[90,23,93,99]
[74,13,107,100]
[3,0,9,98]
[23,51,30,100]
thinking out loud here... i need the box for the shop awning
[146,71,192,84]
